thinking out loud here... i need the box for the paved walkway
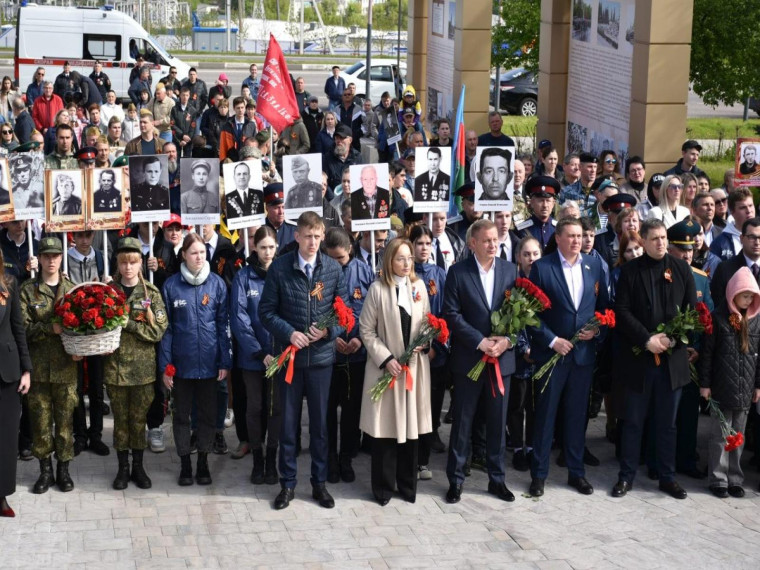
[3,399,760,569]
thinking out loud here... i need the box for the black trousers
[73,356,104,442]
[507,376,535,450]
[173,377,217,456]
[327,361,365,458]
[675,380,700,471]
[230,367,248,443]
[146,372,166,430]
[371,437,418,502]
[242,369,281,449]
[18,395,32,451]
[0,380,21,496]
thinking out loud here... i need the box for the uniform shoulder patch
[516,219,534,231]
[155,309,167,324]
[692,267,708,277]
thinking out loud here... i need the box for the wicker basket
[61,326,123,356]
[58,281,125,356]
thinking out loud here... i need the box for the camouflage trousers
[28,381,78,462]
[106,383,154,451]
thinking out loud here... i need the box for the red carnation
[105,308,115,318]
[165,364,176,377]
[104,297,115,306]
[94,316,105,329]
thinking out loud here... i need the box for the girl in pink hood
[698,266,760,498]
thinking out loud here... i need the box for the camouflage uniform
[20,277,78,461]
[44,152,78,170]
[104,280,168,451]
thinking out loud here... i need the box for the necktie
[205,242,212,261]
[430,174,436,187]
[237,123,242,137]
[365,253,372,267]
[753,264,760,280]
[435,239,445,269]
[500,243,508,261]
[305,263,312,281]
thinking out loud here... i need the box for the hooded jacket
[699,266,760,409]
[230,254,273,371]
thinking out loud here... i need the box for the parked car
[340,59,406,103]
[490,68,538,116]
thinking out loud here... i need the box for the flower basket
[54,281,129,356]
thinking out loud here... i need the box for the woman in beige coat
[359,238,432,505]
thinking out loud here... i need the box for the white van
[340,59,406,103]
[15,5,190,101]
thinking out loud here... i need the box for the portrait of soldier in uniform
[351,164,390,220]
[180,159,219,215]
[284,155,323,210]
[10,154,43,210]
[52,173,82,215]
[130,155,170,211]
[92,169,122,213]
[476,147,514,202]
[225,161,263,219]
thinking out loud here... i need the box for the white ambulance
[15,5,190,100]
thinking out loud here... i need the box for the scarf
[180,260,210,286]
[393,274,411,315]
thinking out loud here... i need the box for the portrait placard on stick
[10,151,44,220]
[349,163,391,232]
[473,146,516,213]
[223,159,265,230]
[734,138,760,186]
[283,154,323,219]
[0,157,14,223]
[128,155,170,223]
[87,167,127,230]
[45,169,85,232]
[180,157,220,225]
[413,146,451,213]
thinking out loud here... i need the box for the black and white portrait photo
[45,169,86,232]
[180,157,221,225]
[10,152,44,219]
[128,154,170,222]
[283,154,323,218]
[350,163,391,232]
[474,146,515,212]
[414,146,451,213]
[222,159,265,230]
[88,167,127,230]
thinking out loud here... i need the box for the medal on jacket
[594,282,599,297]
[0,290,8,306]
[428,279,437,296]
[353,287,362,300]
[217,258,226,275]
[202,293,210,306]
[311,281,324,301]
[664,268,672,283]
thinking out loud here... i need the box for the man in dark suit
[225,162,263,219]
[443,218,517,504]
[612,218,697,500]
[414,147,451,203]
[350,165,390,220]
[527,217,609,497]
[710,217,760,305]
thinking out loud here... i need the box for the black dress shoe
[709,485,728,498]
[312,484,335,508]
[375,495,390,506]
[728,485,745,498]
[568,476,594,495]
[583,447,600,467]
[512,450,530,472]
[88,439,111,456]
[274,487,295,510]
[73,439,86,457]
[659,480,687,499]
[487,481,515,502]
[529,478,545,497]
[446,483,462,503]
[647,468,659,481]
[611,480,632,497]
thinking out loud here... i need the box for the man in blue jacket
[527,215,609,498]
[324,66,346,112]
[259,211,346,510]
[443,218,517,504]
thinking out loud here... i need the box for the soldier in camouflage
[105,237,168,490]
[43,123,79,170]
[20,237,78,494]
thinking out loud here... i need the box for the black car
[490,68,538,116]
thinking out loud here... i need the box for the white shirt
[298,251,317,277]
[205,232,219,260]
[474,256,496,308]
[559,251,584,310]
[743,254,760,274]
[430,232,454,271]
[498,238,512,262]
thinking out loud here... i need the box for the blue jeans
[158,130,173,143]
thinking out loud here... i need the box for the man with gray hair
[285,156,323,209]
[12,98,35,145]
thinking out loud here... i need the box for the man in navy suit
[443,219,517,504]
[527,212,609,497]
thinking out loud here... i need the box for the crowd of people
[0,60,759,519]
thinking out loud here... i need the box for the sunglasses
[668,183,684,190]
[716,197,728,204]
[605,158,617,164]
[1,129,12,134]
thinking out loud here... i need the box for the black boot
[327,452,340,484]
[113,450,131,490]
[339,453,355,483]
[32,457,55,494]
[178,455,193,486]
[196,452,212,485]
[56,461,74,492]
[264,447,278,485]
[130,450,152,489]
[251,447,265,485]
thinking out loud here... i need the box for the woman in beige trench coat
[359,238,432,505]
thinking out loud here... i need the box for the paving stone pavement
[3,398,760,569]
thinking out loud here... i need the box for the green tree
[491,0,540,73]
[374,0,408,31]
[690,0,760,107]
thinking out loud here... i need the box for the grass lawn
[698,159,732,187]
[500,116,760,141]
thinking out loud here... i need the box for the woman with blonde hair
[647,174,689,228]
[359,237,432,505]
[105,237,168,490]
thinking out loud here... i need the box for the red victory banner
[256,34,300,133]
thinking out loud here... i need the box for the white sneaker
[417,465,432,480]
[148,427,165,453]
[224,408,235,428]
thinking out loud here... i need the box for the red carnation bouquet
[266,296,355,383]
[706,397,745,452]
[533,309,616,393]
[632,302,711,366]
[467,278,551,388]
[54,283,129,334]
[369,313,449,402]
